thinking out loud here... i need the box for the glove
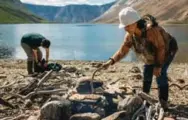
[44,63,48,68]
[153,67,162,77]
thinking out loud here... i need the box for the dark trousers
[143,53,175,102]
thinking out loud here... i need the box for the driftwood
[158,108,165,120]
[0,81,16,89]
[37,70,53,88]
[146,106,153,120]
[138,91,158,105]
[0,98,15,108]
[19,79,38,95]
[19,70,53,96]
[1,114,29,120]
[10,89,66,100]
[131,100,147,120]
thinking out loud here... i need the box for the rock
[0,71,5,74]
[168,76,172,82]
[132,74,142,80]
[108,69,116,73]
[177,79,185,84]
[85,67,90,71]
[129,66,141,73]
[164,117,175,120]
[69,94,102,102]
[91,62,102,68]
[25,110,30,115]
[33,110,40,116]
[24,99,33,108]
[69,94,108,117]
[64,67,77,73]
[102,111,128,120]
[40,100,71,120]
[75,70,85,77]
[75,77,103,94]
[70,113,101,120]
[118,95,143,115]
[27,115,39,120]
[105,85,126,95]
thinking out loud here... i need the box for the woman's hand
[101,60,113,70]
[153,67,162,77]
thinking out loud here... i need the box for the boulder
[69,94,107,117]
[75,77,103,94]
[129,66,141,73]
[40,99,71,120]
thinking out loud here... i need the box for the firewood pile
[0,65,188,120]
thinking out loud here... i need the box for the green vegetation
[0,0,46,23]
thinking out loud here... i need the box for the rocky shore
[0,59,188,119]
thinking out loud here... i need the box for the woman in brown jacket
[102,7,178,110]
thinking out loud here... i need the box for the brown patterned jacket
[111,26,178,67]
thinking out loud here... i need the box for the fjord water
[0,24,187,62]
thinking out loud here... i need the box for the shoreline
[0,59,188,118]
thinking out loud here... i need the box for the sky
[20,0,116,6]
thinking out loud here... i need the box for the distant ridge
[94,0,188,24]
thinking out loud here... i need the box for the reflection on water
[0,41,14,59]
[0,24,187,62]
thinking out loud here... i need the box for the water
[0,24,187,62]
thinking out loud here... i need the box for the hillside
[94,0,188,24]
[24,2,115,23]
[0,0,44,23]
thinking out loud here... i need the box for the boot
[159,86,169,110]
[160,99,168,111]
[27,61,33,75]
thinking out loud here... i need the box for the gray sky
[20,0,116,6]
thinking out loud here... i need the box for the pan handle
[92,67,103,80]
[90,67,103,94]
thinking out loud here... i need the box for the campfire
[1,63,188,120]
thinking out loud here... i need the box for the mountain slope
[24,2,115,23]
[0,0,44,23]
[94,0,188,24]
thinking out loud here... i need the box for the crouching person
[102,7,178,110]
[21,33,51,75]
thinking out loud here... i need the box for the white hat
[119,7,141,28]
